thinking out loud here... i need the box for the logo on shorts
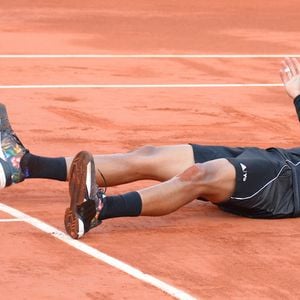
[240,163,248,182]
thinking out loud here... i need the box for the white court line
[0,83,284,89]
[0,54,299,58]
[0,218,24,222]
[0,202,197,300]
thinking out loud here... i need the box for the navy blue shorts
[190,144,295,218]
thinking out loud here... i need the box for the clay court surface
[1,1,300,299]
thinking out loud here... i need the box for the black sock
[20,153,67,181]
[99,191,142,220]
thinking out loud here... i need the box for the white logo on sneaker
[240,163,248,182]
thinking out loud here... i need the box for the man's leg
[65,151,235,238]
[65,145,195,186]
[139,159,235,216]
[0,102,194,188]
[23,145,194,187]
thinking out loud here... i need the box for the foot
[64,151,105,239]
[0,103,28,188]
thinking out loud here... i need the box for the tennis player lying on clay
[1,57,299,239]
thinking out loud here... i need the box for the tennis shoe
[0,103,28,188]
[64,151,105,239]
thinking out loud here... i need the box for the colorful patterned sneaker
[0,103,28,188]
[64,151,105,239]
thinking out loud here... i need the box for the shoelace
[96,188,105,210]
[89,189,105,228]
[86,170,107,228]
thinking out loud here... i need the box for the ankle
[99,191,142,220]
[21,153,67,181]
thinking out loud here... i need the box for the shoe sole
[0,103,13,132]
[0,104,11,187]
[64,151,94,239]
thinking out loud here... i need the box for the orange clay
[1,1,300,299]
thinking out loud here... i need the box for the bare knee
[177,159,236,203]
[201,159,236,203]
[130,146,160,168]
[131,145,158,157]
[129,145,163,179]
[177,163,206,184]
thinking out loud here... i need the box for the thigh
[141,144,195,180]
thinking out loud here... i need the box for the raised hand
[280,57,300,99]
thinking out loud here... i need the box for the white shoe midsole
[76,159,93,238]
[0,130,7,188]
[86,161,91,198]
[77,217,85,238]
[0,162,6,188]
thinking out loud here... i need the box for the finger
[281,58,290,74]
[291,57,300,74]
[286,57,297,76]
[280,60,291,83]
[282,61,293,80]
[280,68,289,84]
